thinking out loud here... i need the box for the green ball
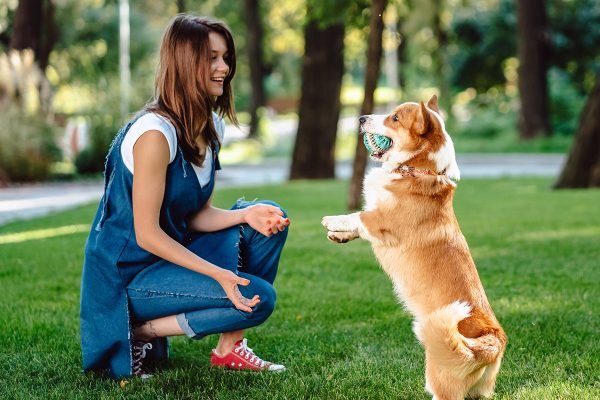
[363,133,392,155]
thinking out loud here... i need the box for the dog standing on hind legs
[321,95,507,400]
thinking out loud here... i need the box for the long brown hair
[146,14,238,166]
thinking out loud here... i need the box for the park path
[0,153,565,227]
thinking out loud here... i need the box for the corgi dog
[321,95,507,400]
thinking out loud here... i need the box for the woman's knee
[246,279,276,321]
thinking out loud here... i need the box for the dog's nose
[359,116,367,124]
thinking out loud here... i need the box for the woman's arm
[132,130,259,312]
[188,200,290,236]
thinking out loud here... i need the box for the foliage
[1,0,600,184]
[449,0,600,96]
[305,0,371,28]
[449,0,517,91]
[0,103,61,183]
[52,2,156,87]
[547,0,600,93]
[0,1,16,50]
[74,110,122,175]
[0,178,598,399]
[548,68,586,136]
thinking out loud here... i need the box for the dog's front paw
[321,214,358,232]
[327,230,359,243]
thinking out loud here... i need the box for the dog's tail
[413,301,506,374]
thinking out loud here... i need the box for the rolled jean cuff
[176,313,196,338]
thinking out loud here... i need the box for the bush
[0,104,62,184]
[549,68,586,136]
[75,113,121,174]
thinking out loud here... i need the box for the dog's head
[360,95,460,181]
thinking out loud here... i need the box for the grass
[0,178,599,399]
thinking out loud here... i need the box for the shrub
[74,113,121,174]
[0,104,62,184]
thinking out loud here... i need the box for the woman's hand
[215,269,260,312]
[243,204,290,237]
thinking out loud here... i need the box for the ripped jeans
[125,200,288,339]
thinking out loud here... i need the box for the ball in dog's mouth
[363,131,392,159]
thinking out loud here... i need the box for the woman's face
[206,31,230,97]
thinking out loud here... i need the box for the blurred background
[0,0,598,192]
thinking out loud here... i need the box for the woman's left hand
[244,204,290,237]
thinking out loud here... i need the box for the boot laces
[132,341,153,376]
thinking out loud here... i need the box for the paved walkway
[0,154,565,226]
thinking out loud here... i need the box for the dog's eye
[391,114,399,122]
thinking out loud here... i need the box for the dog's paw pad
[327,231,356,243]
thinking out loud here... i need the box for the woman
[80,14,290,379]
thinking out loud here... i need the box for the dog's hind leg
[466,356,502,399]
[425,354,485,400]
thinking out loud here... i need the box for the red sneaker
[210,338,285,372]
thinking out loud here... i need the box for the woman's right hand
[243,204,290,237]
[215,269,260,312]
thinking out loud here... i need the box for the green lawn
[0,178,598,400]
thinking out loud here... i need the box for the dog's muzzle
[360,116,392,160]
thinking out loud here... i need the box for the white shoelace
[138,342,153,358]
[233,338,267,368]
[132,341,153,377]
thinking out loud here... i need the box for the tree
[289,4,346,179]
[348,0,388,209]
[8,0,57,114]
[431,0,450,112]
[244,0,267,139]
[10,0,56,71]
[517,0,550,139]
[554,76,600,188]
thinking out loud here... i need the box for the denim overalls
[80,113,288,378]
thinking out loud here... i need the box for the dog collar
[394,164,446,177]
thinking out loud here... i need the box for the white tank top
[120,112,225,187]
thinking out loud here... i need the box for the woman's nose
[217,59,229,73]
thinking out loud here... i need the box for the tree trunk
[244,0,267,139]
[517,0,551,139]
[348,0,387,209]
[10,0,42,55]
[9,0,56,70]
[396,12,407,91]
[177,0,186,13]
[554,76,600,188]
[290,21,345,179]
[431,0,450,113]
[9,0,56,115]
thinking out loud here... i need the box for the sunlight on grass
[509,226,600,242]
[471,245,513,260]
[0,224,89,244]
[511,382,597,399]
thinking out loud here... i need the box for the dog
[321,95,507,400]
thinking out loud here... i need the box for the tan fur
[322,96,506,400]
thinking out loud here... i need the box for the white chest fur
[362,165,400,211]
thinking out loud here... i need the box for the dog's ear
[426,94,439,113]
[416,101,434,135]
